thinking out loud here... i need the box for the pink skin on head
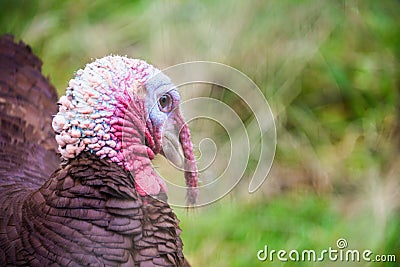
[52,56,198,203]
[175,113,198,204]
[110,89,167,196]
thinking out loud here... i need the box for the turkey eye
[158,94,172,112]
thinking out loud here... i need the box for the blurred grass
[1,0,399,266]
[177,191,400,267]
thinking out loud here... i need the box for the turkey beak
[161,111,198,205]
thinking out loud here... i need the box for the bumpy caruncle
[52,56,160,168]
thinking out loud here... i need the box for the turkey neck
[19,153,184,266]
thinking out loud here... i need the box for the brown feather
[0,35,190,266]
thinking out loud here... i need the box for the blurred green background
[1,0,399,266]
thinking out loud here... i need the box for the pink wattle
[52,56,166,197]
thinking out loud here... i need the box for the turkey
[0,35,198,266]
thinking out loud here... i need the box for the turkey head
[52,56,198,205]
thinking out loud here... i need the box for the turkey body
[0,35,189,266]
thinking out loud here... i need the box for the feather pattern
[0,35,191,266]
